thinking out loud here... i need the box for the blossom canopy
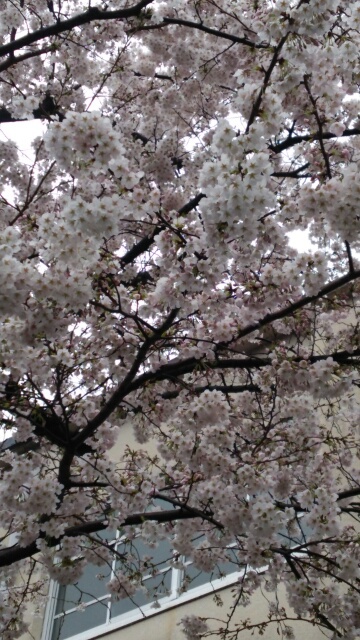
[0,1,360,639]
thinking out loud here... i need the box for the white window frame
[41,504,310,640]
[41,540,243,640]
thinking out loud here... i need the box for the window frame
[41,507,309,640]
[41,540,243,640]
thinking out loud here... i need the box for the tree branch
[270,127,360,154]
[0,46,52,74]
[245,34,289,133]
[119,193,205,266]
[160,17,267,49]
[0,1,154,61]
[271,163,310,178]
[73,308,179,445]
[160,383,260,399]
[302,75,332,179]
[221,267,360,349]
[0,507,204,568]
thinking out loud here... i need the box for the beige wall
[26,583,328,640]
[96,586,328,640]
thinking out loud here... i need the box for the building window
[43,533,241,640]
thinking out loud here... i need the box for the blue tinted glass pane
[93,528,117,543]
[216,547,240,575]
[184,548,239,589]
[111,587,148,618]
[52,601,108,639]
[55,563,111,614]
[142,567,173,598]
[277,517,312,547]
[148,497,177,510]
[110,569,172,619]
[55,566,111,614]
[183,564,211,589]
[123,538,173,574]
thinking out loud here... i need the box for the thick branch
[221,267,360,348]
[0,46,52,74]
[337,487,360,502]
[271,163,310,178]
[0,507,201,568]
[160,383,260,399]
[126,348,360,394]
[0,1,154,61]
[270,127,360,154]
[77,268,360,450]
[73,308,179,444]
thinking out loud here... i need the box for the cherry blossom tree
[0,1,360,638]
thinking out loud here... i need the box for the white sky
[0,119,45,163]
